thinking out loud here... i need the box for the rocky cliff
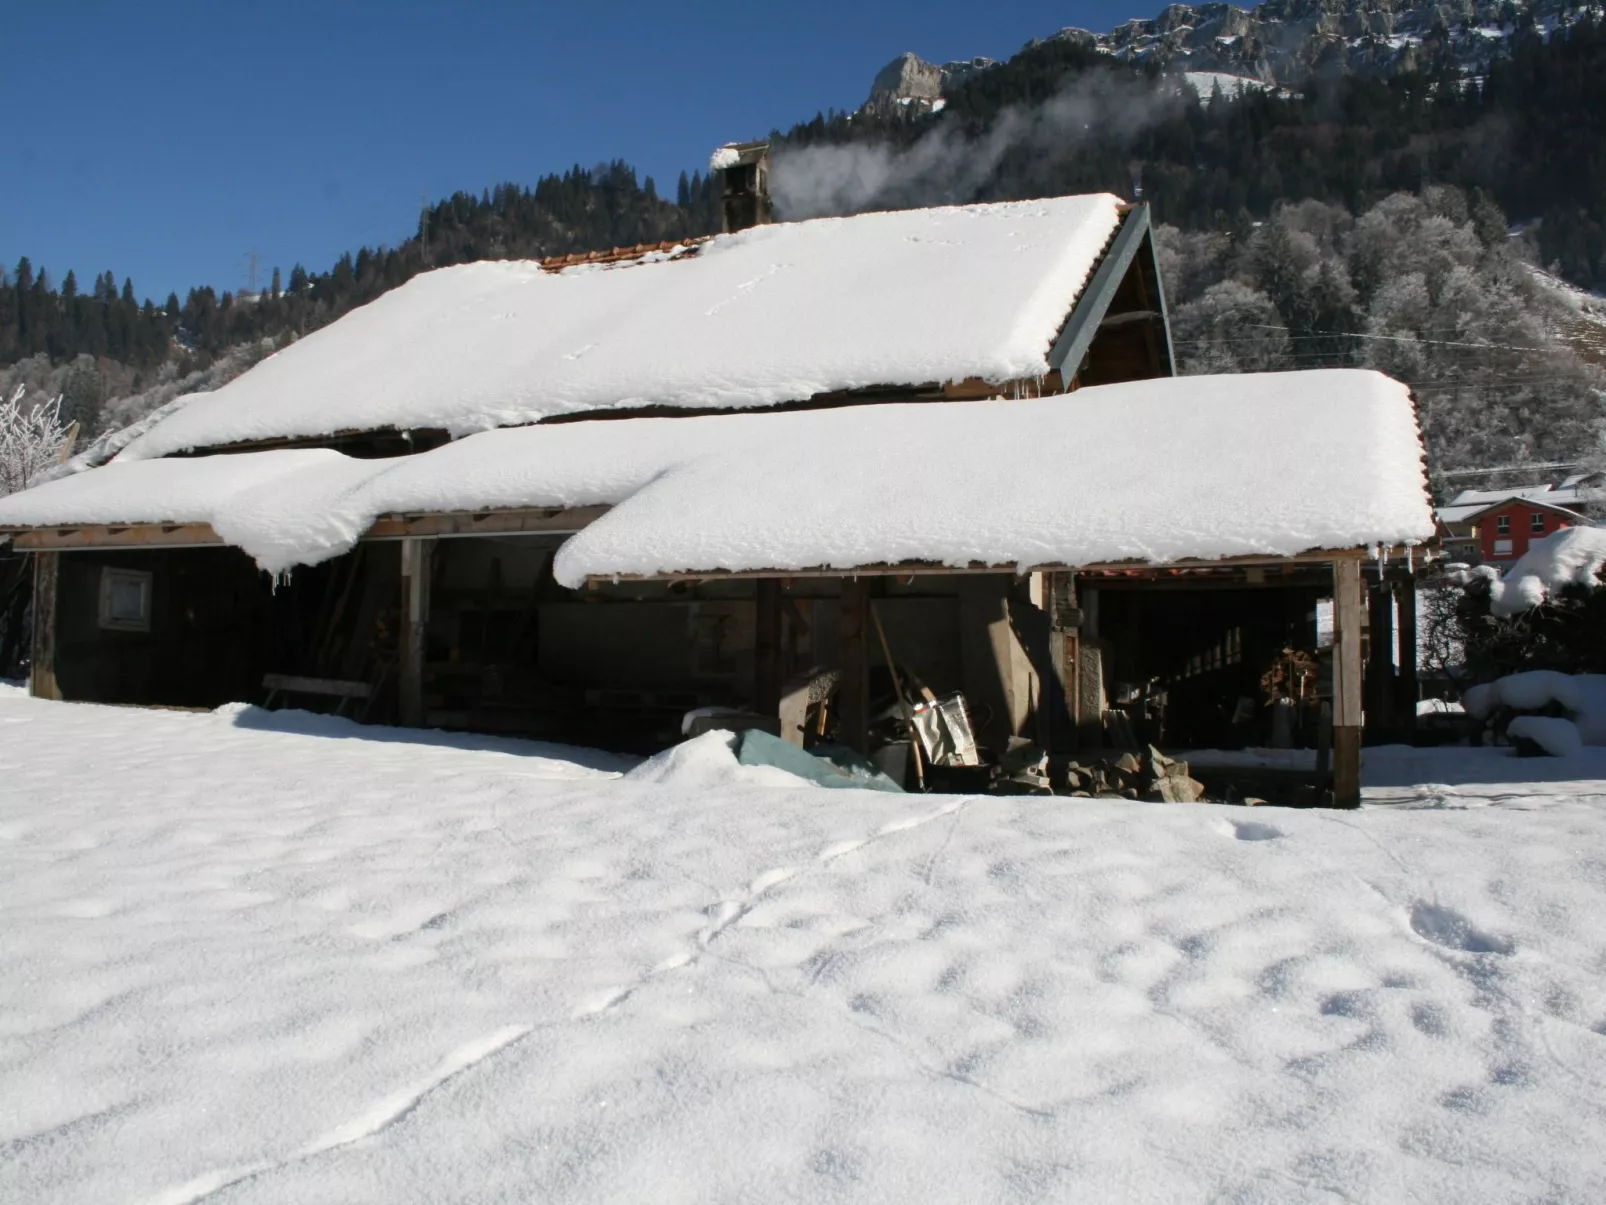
[864,51,996,111]
[868,0,1595,101]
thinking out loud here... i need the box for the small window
[1493,538,1514,556]
[1496,515,1511,534]
[1531,512,1546,533]
[99,567,152,632]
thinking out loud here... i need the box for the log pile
[1063,745,1207,802]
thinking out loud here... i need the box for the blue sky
[6,1,1138,303]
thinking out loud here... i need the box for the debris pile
[1063,746,1207,802]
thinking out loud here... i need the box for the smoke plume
[770,73,1189,220]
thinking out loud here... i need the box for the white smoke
[771,73,1191,220]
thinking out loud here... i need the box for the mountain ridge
[867,0,1600,106]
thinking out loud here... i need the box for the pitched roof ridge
[539,235,715,273]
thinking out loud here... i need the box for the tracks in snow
[145,1025,532,1205]
[150,798,975,1200]
[573,797,973,1020]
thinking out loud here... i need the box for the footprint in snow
[1410,1000,1449,1037]
[1409,901,1514,956]
[817,839,867,862]
[1230,820,1285,842]
[748,867,797,894]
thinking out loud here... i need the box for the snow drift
[6,689,1606,1203]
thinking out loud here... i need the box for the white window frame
[98,567,152,633]
[1530,511,1546,533]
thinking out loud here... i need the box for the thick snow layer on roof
[1484,525,1606,615]
[0,370,1433,581]
[1441,482,1597,520]
[552,370,1431,584]
[708,143,743,171]
[110,195,1125,461]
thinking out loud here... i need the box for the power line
[1437,460,1587,477]
[1182,325,1561,353]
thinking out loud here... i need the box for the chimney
[710,140,773,233]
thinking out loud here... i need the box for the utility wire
[1180,325,1562,353]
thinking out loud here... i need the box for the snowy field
[5,689,1606,1203]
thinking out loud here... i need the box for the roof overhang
[3,513,1397,593]
[2,506,607,553]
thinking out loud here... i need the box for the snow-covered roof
[1438,485,1594,527]
[110,195,1127,461]
[0,370,1434,584]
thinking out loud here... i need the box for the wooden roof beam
[1046,204,1175,383]
[584,546,1388,585]
[2,505,610,553]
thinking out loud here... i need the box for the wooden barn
[0,155,1435,805]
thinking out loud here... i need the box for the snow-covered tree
[0,385,70,496]
[1158,186,1606,474]
[1171,281,1291,373]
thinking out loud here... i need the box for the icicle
[1406,542,1415,574]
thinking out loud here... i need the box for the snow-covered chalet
[0,144,1436,805]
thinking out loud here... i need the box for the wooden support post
[754,579,782,719]
[29,551,61,701]
[1331,559,1364,808]
[1314,701,1332,787]
[1075,584,1105,751]
[839,578,870,755]
[399,538,433,728]
[1043,573,1079,754]
[1394,572,1419,741]
[1364,575,1396,739]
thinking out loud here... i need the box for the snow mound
[108,195,1126,460]
[1486,525,1606,616]
[623,730,817,789]
[1464,671,1606,745]
[1506,715,1585,758]
[1417,697,1465,716]
[0,370,1434,582]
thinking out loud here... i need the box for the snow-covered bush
[1464,671,1606,756]
[1478,527,1606,616]
[1437,527,1606,689]
[0,386,70,497]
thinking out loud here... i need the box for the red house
[1457,497,1586,563]
[1435,478,1599,565]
